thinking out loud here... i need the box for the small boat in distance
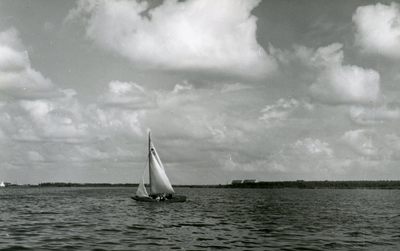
[0,181,5,188]
[131,132,186,203]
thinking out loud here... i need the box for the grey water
[1,187,400,250]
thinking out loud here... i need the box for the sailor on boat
[131,132,186,202]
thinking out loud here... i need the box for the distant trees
[38,182,137,187]
[228,180,400,189]
[36,180,400,189]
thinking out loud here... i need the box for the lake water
[0,187,400,250]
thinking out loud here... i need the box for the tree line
[228,180,400,189]
[39,182,137,187]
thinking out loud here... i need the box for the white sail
[136,175,149,197]
[149,142,175,194]
[0,181,4,187]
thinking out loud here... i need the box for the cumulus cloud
[286,138,333,158]
[91,80,164,136]
[259,98,300,121]
[0,79,148,171]
[221,82,252,93]
[172,81,193,94]
[0,27,153,179]
[0,28,90,144]
[65,0,276,77]
[275,138,342,175]
[353,2,400,58]
[297,43,380,105]
[0,28,55,99]
[90,106,143,136]
[349,105,400,125]
[385,133,400,150]
[144,84,214,140]
[17,92,88,143]
[339,129,377,156]
[310,65,380,105]
[259,98,315,126]
[98,80,156,110]
[383,133,400,160]
[27,151,45,162]
[271,136,392,179]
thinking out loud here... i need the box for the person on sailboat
[131,132,186,202]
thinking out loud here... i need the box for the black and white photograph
[1,0,400,250]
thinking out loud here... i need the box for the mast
[148,131,152,194]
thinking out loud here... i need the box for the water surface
[1,187,400,250]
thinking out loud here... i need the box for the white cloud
[274,138,344,175]
[21,100,53,122]
[310,65,380,105]
[221,82,252,93]
[91,80,159,137]
[259,98,300,122]
[339,129,377,156]
[221,157,271,173]
[383,133,400,160]
[303,43,344,67]
[99,80,155,109]
[0,28,54,98]
[75,145,133,162]
[0,80,146,170]
[0,28,91,144]
[349,105,400,125]
[43,22,55,33]
[353,2,400,58]
[91,106,143,136]
[76,146,109,160]
[0,27,150,179]
[18,95,88,143]
[172,81,193,94]
[287,138,333,158]
[28,151,45,162]
[385,133,400,150]
[66,0,276,77]
[259,98,316,127]
[297,43,381,105]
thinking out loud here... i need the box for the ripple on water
[1,187,400,250]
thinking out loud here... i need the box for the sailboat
[0,181,5,188]
[131,132,186,202]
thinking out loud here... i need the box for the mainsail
[135,132,175,197]
[149,142,175,194]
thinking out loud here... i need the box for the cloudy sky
[1,0,400,185]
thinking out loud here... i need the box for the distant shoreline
[3,180,400,189]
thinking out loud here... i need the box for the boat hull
[131,195,187,203]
